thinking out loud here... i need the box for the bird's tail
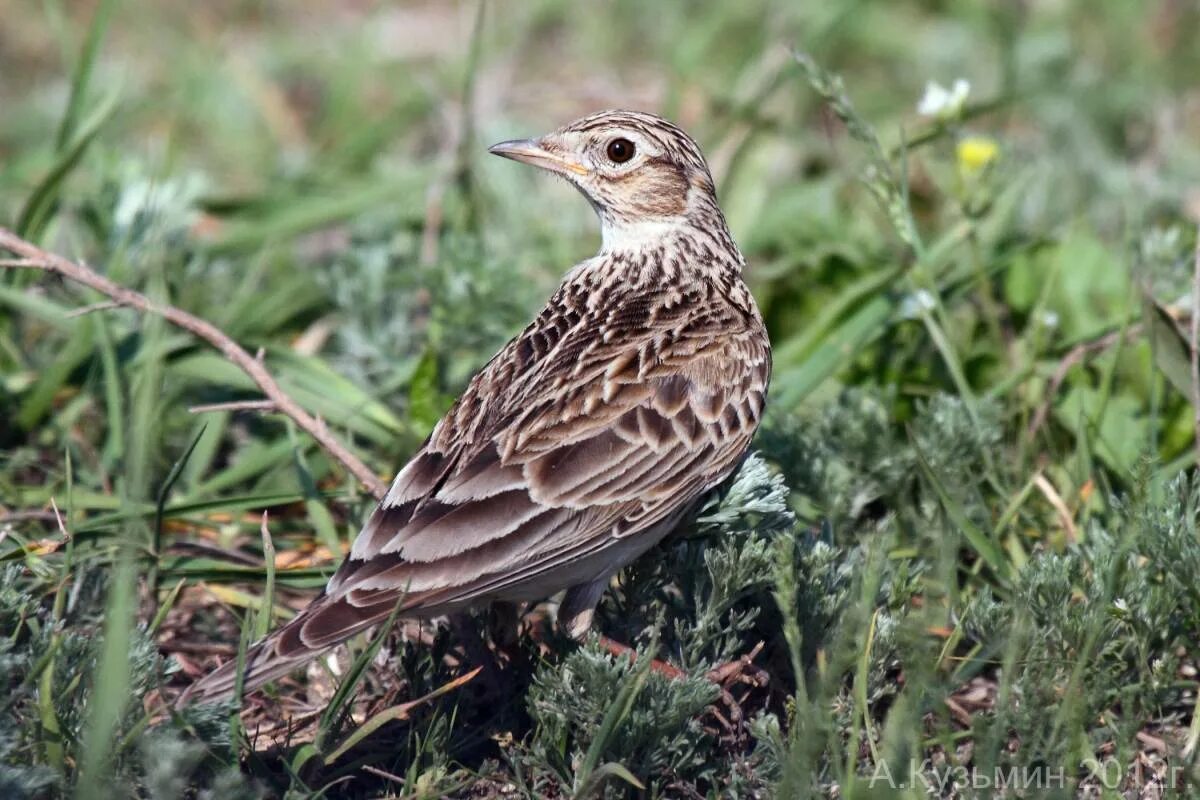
[176,592,400,706]
[175,630,315,706]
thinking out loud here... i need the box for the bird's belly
[485,500,699,604]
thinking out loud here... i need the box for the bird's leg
[490,601,521,648]
[560,577,687,677]
[449,612,507,698]
[488,600,523,671]
[558,578,609,640]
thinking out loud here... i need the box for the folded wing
[180,289,768,702]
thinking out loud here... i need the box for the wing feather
[332,319,768,613]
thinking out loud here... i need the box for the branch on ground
[0,227,387,499]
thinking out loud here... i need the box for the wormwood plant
[0,566,255,798]
[757,395,1200,799]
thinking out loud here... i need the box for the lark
[182,110,771,702]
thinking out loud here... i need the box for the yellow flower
[957,136,999,176]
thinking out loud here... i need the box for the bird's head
[489,110,723,252]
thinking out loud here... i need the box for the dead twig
[1137,729,1168,754]
[361,764,408,786]
[66,300,121,318]
[1033,473,1078,543]
[49,497,72,544]
[0,227,386,498]
[706,640,766,685]
[0,510,59,524]
[598,635,686,679]
[188,399,277,415]
[1025,325,1142,442]
[597,635,769,688]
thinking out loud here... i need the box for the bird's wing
[315,303,767,637]
[181,288,768,702]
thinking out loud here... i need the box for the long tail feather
[176,593,399,706]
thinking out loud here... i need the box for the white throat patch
[599,218,683,253]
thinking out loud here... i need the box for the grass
[2,0,1200,797]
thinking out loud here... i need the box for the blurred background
[4,1,1200,797]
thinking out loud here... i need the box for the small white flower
[917,79,970,119]
[899,289,937,319]
[113,173,206,235]
[1037,310,1060,329]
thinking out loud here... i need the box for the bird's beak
[487,138,590,177]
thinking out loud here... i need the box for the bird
[180,109,771,704]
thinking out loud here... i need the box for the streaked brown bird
[182,110,770,703]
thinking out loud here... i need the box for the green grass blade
[322,666,481,765]
[575,643,654,795]
[16,317,94,429]
[1145,296,1193,403]
[199,174,427,255]
[254,512,276,640]
[54,0,118,150]
[912,436,1012,584]
[146,578,187,636]
[178,438,298,500]
[0,284,75,327]
[16,88,120,240]
[92,314,125,468]
[315,599,407,751]
[773,265,902,367]
[75,549,135,799]
[150,425,207,595]
[288,420,343,557]
[772,292,895,406]
[576,762,645,796]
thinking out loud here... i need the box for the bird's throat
[599,217,685,254]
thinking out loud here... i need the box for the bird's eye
[606,137,636,164]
